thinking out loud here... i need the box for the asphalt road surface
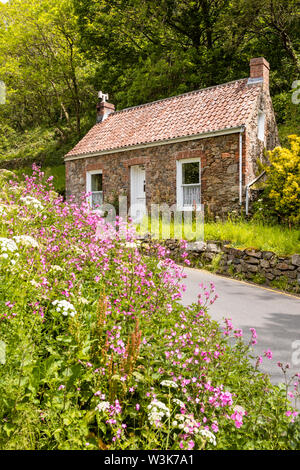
[182,267,300,388]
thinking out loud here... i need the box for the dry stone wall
[140,237,300,294]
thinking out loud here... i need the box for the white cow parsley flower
[52,300,76,317]
[20,196,44,210]
[199,429,217,446]
[95,401,110,412]
[125,241,138,249]
[161,380,178,389]
[172,398,185,408]
[50,265,63,272]
[13,235,39,248]
[0,238,19,266]
[147,400,170,427]
[0,237,18,253]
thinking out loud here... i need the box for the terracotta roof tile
[66,78,261,158]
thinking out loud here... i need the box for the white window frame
[258,111,265,142]
[86,169,103,211]
[176,157,201,211]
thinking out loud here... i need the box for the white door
[130,165,146,222]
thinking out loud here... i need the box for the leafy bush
[255,135,300,226]
[0,167,299,450]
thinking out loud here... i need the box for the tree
[0,0,94,134]
[73,0,300,111]
[239,0,300,75]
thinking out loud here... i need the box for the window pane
[182,162,199,184]
[258,113,265,141]
[91,173,102,192]
[92,192,103,209]
[183,185,201,206]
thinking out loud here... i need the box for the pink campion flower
[136,404,140,411]
[230,407,246,429]
[223,318,234,336]
[250,327,257,337]
[211,422,219,433]
[61,290,70,298]
[187,440,195,450]
[264,349,273,360]
[166,303,173,313]
[231,411,243,428]
[106,418,117,425]
[234,329,243,338]
[5,301,14,309]
[58,385,65,391]
[250,327,258,345]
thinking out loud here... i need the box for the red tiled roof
[65,78,261,158]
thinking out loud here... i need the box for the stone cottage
[65,57,279,217]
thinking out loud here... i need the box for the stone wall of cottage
[244,87,279,184]
[66,132,246,215]
[65,89,278,217]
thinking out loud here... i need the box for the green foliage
[205,219,300,255]
[210,253,222,273]
[0,115,95,194]
[270,276,290,291]
[0,0,95,134]
[149,215,300,255]
[0,0,299,190]
[0,170,299,450]
[74,0,300,109]
[251,273,267,285]
[253,135,300,226]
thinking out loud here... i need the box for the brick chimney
[249,57,270,92]
[96,91,115,123]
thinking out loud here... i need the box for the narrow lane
[182,267,300,386]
